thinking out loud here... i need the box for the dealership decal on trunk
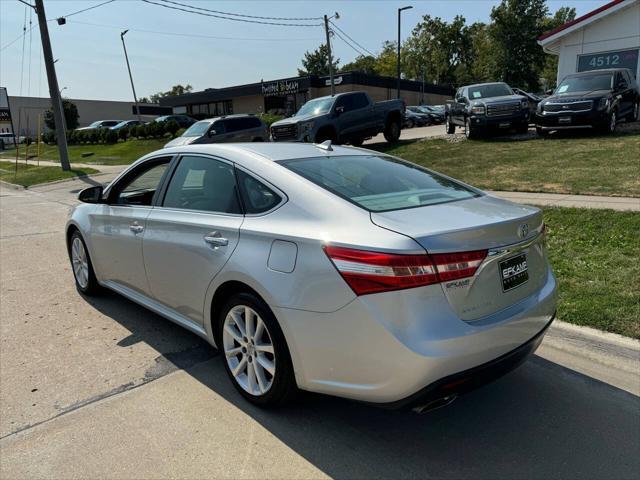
[500,253,529,292]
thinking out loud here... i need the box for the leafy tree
[146,84,193,103]
[540,6,577,89]
[488,0,550,91]
[44,99,79,131]
[298,44,339,76]
[341,55,379,75]
[374,41,399,77]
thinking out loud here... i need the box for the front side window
[556,73,613,94]
[163,156,241,214]
[111,160,170,206]
[279,155,478,212]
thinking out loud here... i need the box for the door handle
[204,231,228,247]
[129,222,144,234]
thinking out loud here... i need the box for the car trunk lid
[370,195,548,321]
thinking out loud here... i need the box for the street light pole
[34,0,71,171]
[120,30,142,123]
[397,5,413,99]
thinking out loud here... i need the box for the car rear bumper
[274,266,557,404]
[535,110,608,130]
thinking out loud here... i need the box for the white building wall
[555,1,640,83]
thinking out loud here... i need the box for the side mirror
[208,130,217,137]
[335,106,345,116]
[545,89,553,95]
[78,185,103,204]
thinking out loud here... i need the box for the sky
[0,0,604,101]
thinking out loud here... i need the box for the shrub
[87,130,98,144]
[150,121,165,138]
[165,120,180,138]
[138,124,149,138]
[43,131,56,144]
[118,127,129,141]
[260,113,285,127]
[24,136,33,146]
[129,125,139,139]
[105,129,119,144]
[175,127,187,137]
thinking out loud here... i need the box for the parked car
[110,120,144,130]
[76,120,121,131]
[445,82,529,139]
[67,142,556,410]
[404,108,431,128]
[270,91,404,146]
[164,115,269,148]
[153,115,197,128]
[417,105,445,124]
[0,132,17,149]
[535,68,639,136]
[512,88,543,119]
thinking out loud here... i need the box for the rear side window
[236,170,282,214]
[351,93,369,109]
[279,155,477,212]
[163,156,241,214]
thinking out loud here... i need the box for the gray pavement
[1,167,639,479]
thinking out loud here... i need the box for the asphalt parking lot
[1,176,639,479]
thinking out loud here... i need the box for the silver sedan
[67,142,556,410]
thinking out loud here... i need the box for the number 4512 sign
[578,48,639,76]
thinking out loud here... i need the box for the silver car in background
[164,115,269,148]
[67,143,556,410]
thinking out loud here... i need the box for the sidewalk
[489,190,640,211]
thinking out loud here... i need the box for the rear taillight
[323,246,487,296]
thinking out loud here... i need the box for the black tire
[445,116,455,134]
[406,119,415,129]
[627,101,639,122]
[315,128,337,144]
[383,117,402,143]
[515,123,529,134]
[217,292,298,407]
[464,117,478,139]
[350,137,364,147]
[603,109,617,134]
[68,230,101,295]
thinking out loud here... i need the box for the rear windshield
[279,155,478,212]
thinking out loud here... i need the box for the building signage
[577,48,639,77]
[0,87,12,121]
[325,76,343,86]
[261,79,301,97]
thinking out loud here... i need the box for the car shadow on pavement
[86,291,640,480]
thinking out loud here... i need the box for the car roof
[465,82,509,89]
[566,68,630,77]
[157,142,372,164]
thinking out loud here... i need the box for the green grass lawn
[371,129,640,197]
[0,161,98,187]
[544,207,639,338]
[0,138,167,166]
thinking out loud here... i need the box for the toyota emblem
[518,223,529,239]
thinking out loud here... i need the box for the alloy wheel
[465,118,472,138]
[71,237,89,289]
[634,102,639,122]
[222,305,276,396]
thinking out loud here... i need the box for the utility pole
[34,0,70,171]
[323,15,335,96]
[397,6,413,99]
[120,30,142,123]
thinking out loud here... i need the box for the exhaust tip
[412,395,457,414]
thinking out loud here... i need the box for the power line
[330,21,375,57]
[65,19,323,42]
[158,0,323,21]
[140,0,323,27]
[0,23,37,52]
[58,0,117,19]
[331,28,368,58]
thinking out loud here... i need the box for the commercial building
[1,94,169,136]
[159,71,453,118]
[538,0,640,84]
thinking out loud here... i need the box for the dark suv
[445,82,530,139]
[535,68,639,136]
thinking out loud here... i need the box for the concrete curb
[0,179,24,190]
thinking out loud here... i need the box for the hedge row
[41,120,181,145]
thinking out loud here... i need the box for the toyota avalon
[67,142,556,410]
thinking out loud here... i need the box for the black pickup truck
[445,82,530,138]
